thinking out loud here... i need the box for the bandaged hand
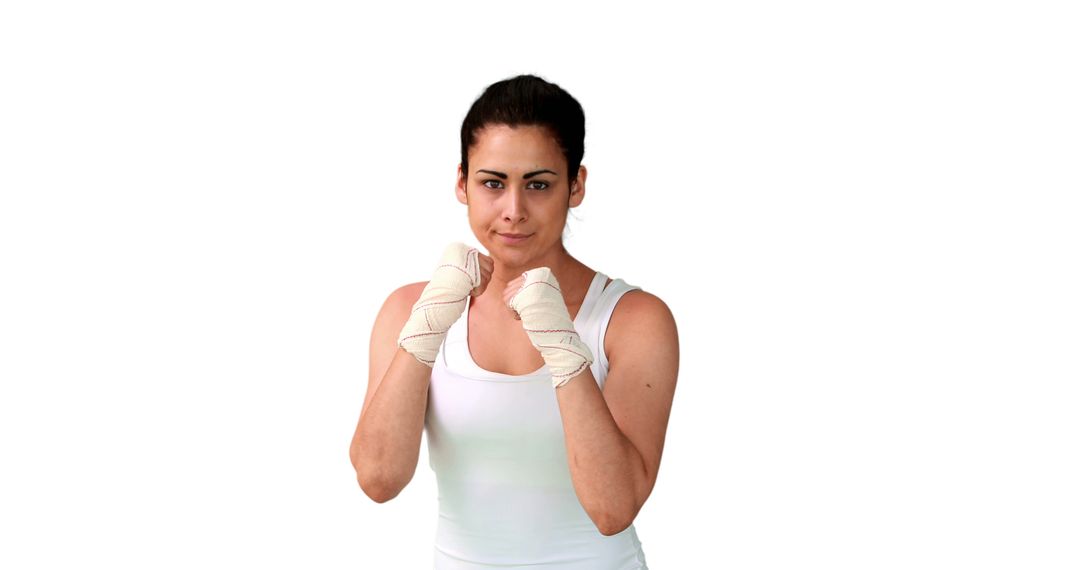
[397,242,483,367]
[506,268,595,388]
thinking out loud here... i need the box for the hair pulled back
[460,74,585,187]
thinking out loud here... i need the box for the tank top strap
[577,276,643,377]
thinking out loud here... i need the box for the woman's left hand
[503,268,594,388]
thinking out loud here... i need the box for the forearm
[352,348,431,500]
[556,368,647,535]
[506,268,646,532]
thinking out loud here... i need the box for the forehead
[469,124,565,171]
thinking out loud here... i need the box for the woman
[349,74,679,569]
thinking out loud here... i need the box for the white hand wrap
[508,268,594,388]
[397,242,481,367]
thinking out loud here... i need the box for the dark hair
[459,74,586,188]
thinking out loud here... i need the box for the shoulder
[608,288,676,330]
[385,281,428,310]
[604,288,678,363]
[367,280,430,376]
[373,281,429,331]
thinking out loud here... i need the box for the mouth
[496,232,533,244]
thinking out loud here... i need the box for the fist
[470,252,495,298]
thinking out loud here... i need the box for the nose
[502,186,527,223]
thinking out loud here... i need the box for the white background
[2,1,1077,568]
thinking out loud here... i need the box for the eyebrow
[476,169,557,179]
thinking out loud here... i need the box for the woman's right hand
[471,252,494,298]
[397,242,487,366]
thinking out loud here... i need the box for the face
[456,124,586,264]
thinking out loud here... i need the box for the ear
[568,164,587,208]
[455,164,469,205]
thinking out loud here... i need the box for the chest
[466,300,585,376]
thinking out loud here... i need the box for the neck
[488,244,584,295]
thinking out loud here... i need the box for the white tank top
[425,271,649,569]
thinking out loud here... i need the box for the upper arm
[602,290,679,508]
[356,281,427,429]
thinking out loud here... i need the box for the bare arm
[349,282,431,503]
[349,245,492,503]
[557,291,679,535]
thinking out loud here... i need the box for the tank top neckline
[456,270,607,380]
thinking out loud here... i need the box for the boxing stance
[349,74,678,569]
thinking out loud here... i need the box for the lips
[496,232,533,245]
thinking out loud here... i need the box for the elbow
[597,518,631,537]
[595,511,634,537]
[352,457,406,503]
[356,473,402,504]
[350,442,397,503]
[361,481,397,504]
[349,441,413,504]
[594,497,641,536]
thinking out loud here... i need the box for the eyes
[482,179,550,191]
